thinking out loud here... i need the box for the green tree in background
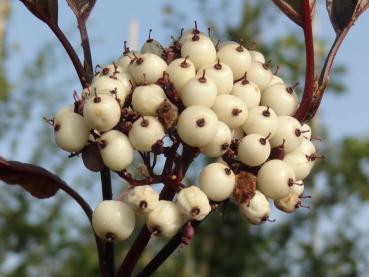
[1,1,369,276]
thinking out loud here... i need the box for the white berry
[98,130,134,171]
[180,74,217,108]
[246,62,273,90]
[54,110,90,152]
[217,44,252,80]
[126,185,159,215]
[131,84,166,116]
[269,116,303,152]
[238,134,271,167]
[283,151,314,180]
[197,61,233,94]
[167,57,196,92]
[128,116,165,152]
[181,33,216,70]
[201,121,232,157]
[129,53,167,84]
[239,190,270,225]
[212,95,248,129]
[199,163,236,202]
[83,94,121,132]
[261,83,298,116]
[146,200,183,238]
[257,159,296,200]
[177,105,218,147]
[231,78,261,109]
[242,106,278,138]
[92,200,135,242]
[176,186,211,221]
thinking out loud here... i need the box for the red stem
[293,0,315,123]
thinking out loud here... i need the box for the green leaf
[272,0,315,27]
[0,157,61,199]
[326,0,358,33]
[66,0,96,21]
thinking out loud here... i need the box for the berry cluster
[49,25,320,242]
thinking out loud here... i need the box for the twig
[294,0,315,123]
[77,18,94,81]
[137,220,201,276]
[100,168,115,277]
[20,0,88,87]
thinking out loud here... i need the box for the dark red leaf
[0,157,62,199]
[327,0,369,33]
[20,0,58,25]
[327,0,358,33]
[66,0,96,21]
[273,0,315,27]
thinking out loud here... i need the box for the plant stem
[20,0,88,88]
[77,18,94,81]
[48,175,107,277]
[137,220,201,276]
[293,0,315,123]
[304,27,351,122]
[117,143,198,276]
[100,168,115,277]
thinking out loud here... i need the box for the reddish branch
[293,0,315,123]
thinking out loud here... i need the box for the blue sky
[5,0,369,141]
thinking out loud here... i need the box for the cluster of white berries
[50,24,320,242]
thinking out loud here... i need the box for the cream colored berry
[242,106,278,138]
[83,94,121,132]
[129,53,167,84]
[261,83,298,116]
[181,74,217,108]
[116,52,137,71]
[180,33,217,70]
[217,44,252,80]
[92,200,135,242]
[176,186,211,221]
[90,75,129,107]
[131,84,166,116]
[257,159,296,200]
[212,95,248,129]
[239,190,270,225]
[177,105,218,147]
[269,116,303,152]
[126,185,159,215]
[274,193,301,213]
[54,110,90,152]
[246,62,273,90]
[97,130,134,171]
[201,121,232,157]
[238,134,271,167]
[146,200,183,238]
[196,61,233,94]
[199,163,236,202]
[167,57,196,93]
[128,116,165,152]
[283,151,313,180]
[231,79,261,109]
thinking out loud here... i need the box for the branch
[303,27,350,122]
[137,220,201,276]
[20,0,88,87]
[100,168,115,277]
[117,143,198,276]
[293,0,315,123]
[78,18,93,80]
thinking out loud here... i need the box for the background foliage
[1,0,369,276]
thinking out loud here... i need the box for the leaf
[0,157,62,199]
[272,0,316,27]
[66,0,96,22]
[327,0,358,33]
[20,0,58,25]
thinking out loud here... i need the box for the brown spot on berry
[196,118,205,127]
[232,171,256,204]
